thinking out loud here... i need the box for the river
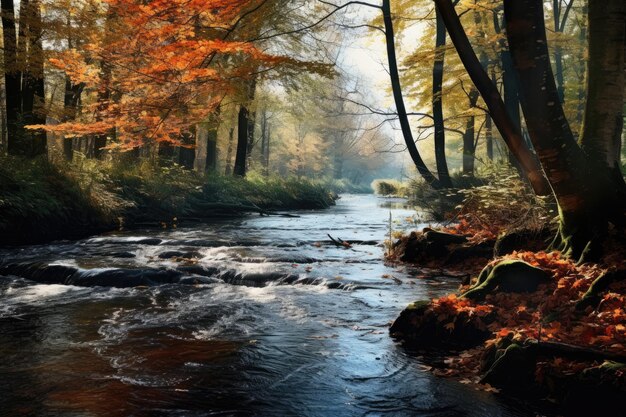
[0,194,532,416]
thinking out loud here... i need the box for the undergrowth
[0,156,337,244]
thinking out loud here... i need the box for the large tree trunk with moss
[578,0,625,187]
[503,0,626,260]
[432,8,453,188]
[434,0,550,195]
[382,0,443,189]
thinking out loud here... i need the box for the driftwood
[327,234,353,248]
[191,202,300,218]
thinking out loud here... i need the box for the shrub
[371,179,407,196]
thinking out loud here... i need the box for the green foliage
[0,156,110,243]
[404,164,555,229]
[0,157,337,245]
[201,172,336,210]
[453,164,555,234]
[323,178,372,195]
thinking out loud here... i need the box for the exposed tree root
[462,260,549,301]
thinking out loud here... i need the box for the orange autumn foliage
[33,0,312,150]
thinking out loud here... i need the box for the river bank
[0,157,339,246]
[389,226,626,416]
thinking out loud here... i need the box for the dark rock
[0,262,78,285]
[393,230,493,267]
[482,343,537,392]
[157,250,199,259]
[135,238,162,245]
[424,230,468,245]
[67,268,183,287]
[390,300,492,349]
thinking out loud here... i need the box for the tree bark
[432,8,453,187]
[503,0,626,260]
[434,0,550,195]
[2,0,22,155]
[233,105,249,177]
[178,127,195,170]
[260,108,270,176]
[578,0,625,185]
[575,4,588,126]
[382,0,442,188]
[552,0,573,105]
[62,76,84,160]
[206,126,218,173]
[462,88,479,175]
[17,0,45,156]
[225,127,234,175]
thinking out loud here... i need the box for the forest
[0,0,624,416]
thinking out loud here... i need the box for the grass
[371,179,408,197]
[0,156,338,245]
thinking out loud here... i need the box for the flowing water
[0,194,531,416]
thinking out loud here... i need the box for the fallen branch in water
[327,234,353,249]
[192,202,300,218]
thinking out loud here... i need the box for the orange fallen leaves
[422,250,626,388]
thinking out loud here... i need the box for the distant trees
[2,0,46,157]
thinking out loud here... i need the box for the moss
[462,260,549,301]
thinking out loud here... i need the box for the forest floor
[0,156,343,245]
[389,173,626,416]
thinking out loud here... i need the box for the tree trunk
[260,108,270,176]
[552,0,573,105]
[2,0,22,155]
[486,72,495,161]
[225,127,234,175]
[233,106,249,177]
[206,127,218,173]
[434,0,550,195]
[178,127,195,170]
[485,112,493,160]
[462,88,479,175]
[575,4,588,126]
[245,109,256,171]
[492,8,533,178]
[382,0,442,188]
[432,8,453,187]
[264,124,270,175]
[62,76,84,160]
[578,0,625,186]
[503,0,626,260]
